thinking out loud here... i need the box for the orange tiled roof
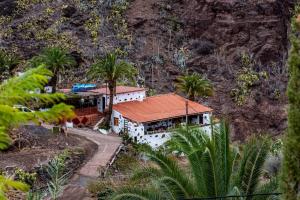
[90,86,145,95]
[113,93,212,123]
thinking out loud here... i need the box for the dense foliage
[0,50,19,82]
[175,73,213,101]
[30,47,76,93]
[0,175,29,200]
[88,52,137,126]
[0,66,74,150]
[111,122,278,200]
[281,9,300,200]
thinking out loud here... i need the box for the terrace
[144,114,207,135]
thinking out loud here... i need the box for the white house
[89,86,146,112]
[111,93,213,148]
[59,85,214,148]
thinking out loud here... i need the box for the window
[114,117,119,126]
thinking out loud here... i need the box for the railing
[145,123,211,135]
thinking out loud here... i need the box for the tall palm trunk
[106,80,115,127]
[49,73,58,93]
[189,94,195,101]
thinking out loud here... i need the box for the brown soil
[0,125,98,172]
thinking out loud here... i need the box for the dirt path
[42,126,122,200]
[68,128,122,178]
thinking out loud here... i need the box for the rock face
[0,0,295,140]
[126,0,294,139]
[0,0,17,16]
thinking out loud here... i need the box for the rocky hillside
[0,0,296,140]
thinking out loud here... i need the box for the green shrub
[114,154,139,173]
[87,180,114,199]
[14,168,37,187]
[231,67,259,105]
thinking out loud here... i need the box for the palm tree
[175,73,213,101]
[0,175,29,200]
[0,50,19,83]
[0,65,74,199]
[31,47,76,93]
[88,52,137,126]
[111,122,278,199]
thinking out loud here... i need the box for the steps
[124,120,128,134]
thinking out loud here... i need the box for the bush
[114,154,139,172]
[87,180,114,199]
[14,168,37,187]
[231,67,260,105]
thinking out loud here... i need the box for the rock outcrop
[0,0,296,140]
[126,0,294,139]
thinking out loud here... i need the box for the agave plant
[111,122,278,200]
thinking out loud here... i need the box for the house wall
[140,125,212,149]
[98,90,145,113]
[111,109,214,149]
[140,132,172,149]
[106,90,146,106]
[203,112,212,125]
[127,121,145,141]
[111,110,125,133]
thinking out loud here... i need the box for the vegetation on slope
[281,7,300,200]
[110,122,278,200]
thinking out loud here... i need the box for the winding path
[43,125,122,200]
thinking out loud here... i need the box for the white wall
[111,109,214,149]
[105,90,146,107]
[140,132,172,149]
[127,121,145,141]
[111,110,125,133]
[203,112,212,125]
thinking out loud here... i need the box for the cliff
[0,0,296,140]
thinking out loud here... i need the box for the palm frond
[0,65,74,151]
[252,177,279,200]
[111,187,164,200]
[175,73,213,100]
[130,167,162,183]
[235,137,271,198]
[0,127,12,150]
[0,175,29,200]
[201,148,217,197]
[144,148,197,196]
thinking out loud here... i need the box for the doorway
[101,96,106,112]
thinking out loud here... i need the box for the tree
[111,122,278,199]
[88,52,137,126]
[0,65,74,150]
[31,47,76,93]
[0,50,19,83]
[175,73,213,101]
[281,10,300,200]
[0,65,74,199]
